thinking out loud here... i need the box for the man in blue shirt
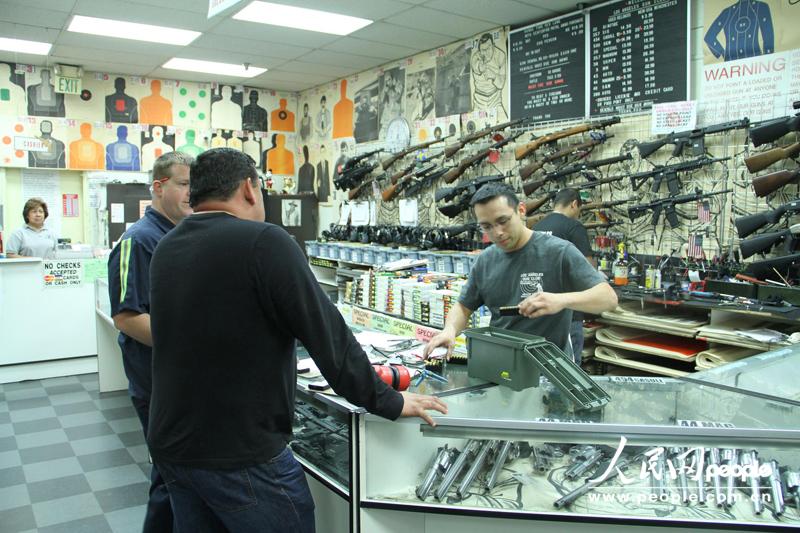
[107,151,193,533]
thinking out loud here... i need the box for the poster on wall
[25,67,65,118]
[173,81,210,129]
[405,68,436,123]
[332,79,354,139]
[210,83,244,130]
[67,122,107,170]
[140,125,175,170]
[435,44,472,117]
[0,62,27,117]
[175,127,210,156]
[470,30,508,119]
[353,79,380,144]
[378,66,405,138]
[700,0,800,122]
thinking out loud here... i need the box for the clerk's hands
[400,392,448,426]
[518,292,567,319]
[422,330,455,359]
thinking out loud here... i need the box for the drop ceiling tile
[426,0,555,26]
[211,19,340,48]
[269,0,414,20]
[178,46,286,70]
[148,67,245,85]
[350,22,454,50]
[191,34,312,61]
[297,50,385,71]
[0,51,55,68]
[384,7,495,39]
[126,0,210,14]
[54,32,185,56]
[514,0,584,13]
[274,61,354,78]
[72,0,214,31]
[67,60,154,77]
[258,70,332,85]
[2,0,76,12]
[50,44,167,67]
[0,22,61,44]
[0,3,71,28]
[323,37,420,59]
[248,79,307,92]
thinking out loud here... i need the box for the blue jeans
[156,447,316,533]
[570,320,584,366]
[130,395,175,533]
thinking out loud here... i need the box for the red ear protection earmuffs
[372,364,411,391]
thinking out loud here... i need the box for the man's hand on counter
[423,330,456,359]
[400,392,448,426]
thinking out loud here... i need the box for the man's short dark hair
[189,148,258,207]
[470,183,518,208]
[152,152,194,182]
[479,33,493,45]
[554,188,582,208]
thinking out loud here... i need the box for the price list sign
[509,14,586,121]
[589,0,688,115]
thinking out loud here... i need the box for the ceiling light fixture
[0,37,52,55]
[233,1,372,36]
[67,15,200,46]
[162,58,267,78]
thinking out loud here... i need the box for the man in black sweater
[148,148,446,532]
[533,188,596,363]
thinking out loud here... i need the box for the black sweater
[147,213,403,468]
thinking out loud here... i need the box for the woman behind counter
[6,198,58,259]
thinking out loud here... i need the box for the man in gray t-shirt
[424,184,617,359]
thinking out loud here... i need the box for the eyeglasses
[478,214,514,234]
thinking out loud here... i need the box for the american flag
[697,200,712,223]
[688,233,704,259]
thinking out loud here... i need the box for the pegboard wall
[349,90,798,263]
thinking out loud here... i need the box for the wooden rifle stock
[518,137,608,180]
[381,136,452,170]
[522,177,548,196]
[745,142,800,173]
[525,213,547,229]
[525,194,553,215]
[752,168,800,197]
[390,162,416,184]
[445,119,522,159]
[442,149,489,184]
[381,181,400,202]
[515,124,594,161]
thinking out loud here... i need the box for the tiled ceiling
[0,0,597,93]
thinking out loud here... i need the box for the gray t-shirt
[6,224,57,258]
[459,232,607,356]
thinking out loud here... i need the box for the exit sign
[55,75,82,95]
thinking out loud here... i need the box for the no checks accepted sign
[43,260,84,288]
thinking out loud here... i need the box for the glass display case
[691,343,800,402]
[361,376,800,530]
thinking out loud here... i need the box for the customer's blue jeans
[570,319,584,365]
[156,447,315,533]
[130,395,174,533]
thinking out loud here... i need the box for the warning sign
[43,260,84,288]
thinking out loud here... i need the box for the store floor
[0,373,149,532]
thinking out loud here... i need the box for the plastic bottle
[612,243,629,286]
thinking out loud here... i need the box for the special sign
[43,260,84,288]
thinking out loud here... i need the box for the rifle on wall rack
[636,117,750,159]
[435,174,508,217]
[627,188,732,228]
[739,224,800,259]
[514,116,620,160]
[751,168,800,197]
[749,101,800,147]
[444,118,525,159]
[628,156,730,195]
[523,172,625,197]
[745,142,800,173]
[442,130,525,184]
[734,199,800,238]
[518,135,611,180]
[381,136,452,170]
